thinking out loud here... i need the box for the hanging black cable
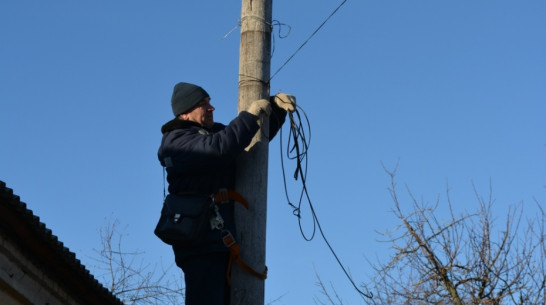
[278,100,373,300]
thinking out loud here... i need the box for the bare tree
[87,218,289,305]
[362,168,545,305]
[314,265,347,305]
[315,168,545,305]
[87,218,185,305]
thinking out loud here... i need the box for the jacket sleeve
[160,112,259,172]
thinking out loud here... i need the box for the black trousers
[179,252,231,305]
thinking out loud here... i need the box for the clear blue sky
[1,1,544,304]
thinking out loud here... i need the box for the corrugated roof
[0,180,123,305]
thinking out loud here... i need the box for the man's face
[181,97,215,128]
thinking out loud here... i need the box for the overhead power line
[269,0,349,81]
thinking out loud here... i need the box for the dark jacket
[158,102,286,261]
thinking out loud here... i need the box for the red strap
[214,190,264,283]
[222,231,267,285]
[213,189,249,209]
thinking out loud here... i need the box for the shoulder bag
[154,194,213,246]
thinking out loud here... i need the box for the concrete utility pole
[232,0,272,304]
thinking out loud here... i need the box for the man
[157,82,295,304]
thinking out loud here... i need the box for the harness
[210,188,268,285]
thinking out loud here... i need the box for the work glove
[272,93,296,113]
[247,99,272,117]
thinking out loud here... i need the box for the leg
[180,252,230,305]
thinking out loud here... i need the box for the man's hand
[247,99,272,117]
[273,93,296,113]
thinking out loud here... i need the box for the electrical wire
[278,101,373,300]
[269,0,348,82]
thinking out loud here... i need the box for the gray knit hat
[171,82,209,116]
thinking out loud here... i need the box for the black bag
[154,194,213,246]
